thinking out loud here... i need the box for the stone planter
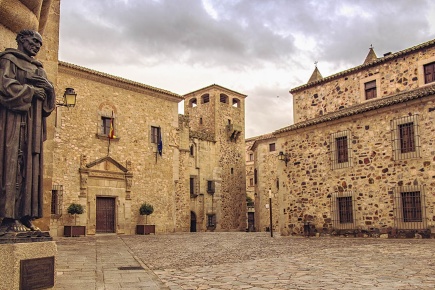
[136,225,155,235]
[64,226,86,237]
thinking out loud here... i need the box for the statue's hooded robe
[0,48,55,220]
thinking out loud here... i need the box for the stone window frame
[393,185,427,230]
[97,104,119,140]
[391,114,420,161]
[232,98,241,108]
[417,55,435,87]
[360,75,381,102]
[330,130,352,170]
[331,191,356,230]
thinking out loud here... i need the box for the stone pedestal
[0,240,57,290]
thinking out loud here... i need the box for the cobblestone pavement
[56,232,435,289]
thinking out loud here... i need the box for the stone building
[0,0,247,236]
[252,39,435,237]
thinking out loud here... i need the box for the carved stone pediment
[79,155,133,199]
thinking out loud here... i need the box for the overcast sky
[59,0,435,138]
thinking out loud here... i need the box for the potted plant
[64,203,86,237]
[136,202,155,235]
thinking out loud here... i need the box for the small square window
[269,143,276,152]
[364,80,377,100]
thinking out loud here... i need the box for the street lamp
[269,189,273,237]
[278,151,290,166]
[57,88,77,108]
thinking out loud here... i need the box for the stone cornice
[276,84,435,135]
[58,61,183,103]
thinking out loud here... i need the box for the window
[249,178,254,186]
[207,214,216,227]
[201,94,210,104]
[336,136,348,163]
[151,126,161,144]
[220,94,228,104]
[337,196,353,223]
[331,192,355,230]
[207,180,215,194]
[399,123,415,153]
[101,116,112,136]
[51,185,63,216]
[189,98,197,107]
[276,178,279,189]
[424,62,435,84]
[232,98,240,108]
[190,176,198,197]
[394,186,427,229]
[269,143,276,152]
[330,131,352,169]
[249,153,254,161]
[254,169,257,184]
[364,80,377,100]
[199,117,203,125]
[231,168,234,174]
[190,145,194,156]
[391,115,420,160]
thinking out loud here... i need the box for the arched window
[220,94,228,104]
[189,98,197,108]
[232,98,240,108]
[201,94,210,104]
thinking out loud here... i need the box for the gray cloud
[59,0,435,138]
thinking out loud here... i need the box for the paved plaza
[54,232,435,289]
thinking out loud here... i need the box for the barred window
[331,192,355,230]
[220,94,228,104]
[207,180,215,194]
[330,131,352,169]
[207,214,216,227]
[391,115,420,160]
[393,186,427,229]
[51,185,63,216]
[201,94,210,104]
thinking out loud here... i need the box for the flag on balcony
[108,111,115,139]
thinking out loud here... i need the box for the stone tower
[183,84,247,231]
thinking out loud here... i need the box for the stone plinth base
[0,240,57,290]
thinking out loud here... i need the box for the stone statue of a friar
[0,30,55,234]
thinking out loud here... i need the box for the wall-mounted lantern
[278,151,290,166]
[57,88,77,108]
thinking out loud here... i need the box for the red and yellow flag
[108,112,116,139]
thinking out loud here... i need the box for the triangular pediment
[85,156,128,173]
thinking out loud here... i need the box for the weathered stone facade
[251,39,435,237]
[0,1,247,236]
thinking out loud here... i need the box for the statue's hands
[34,87,46,101]
[27,75,54,91]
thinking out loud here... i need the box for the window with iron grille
[51,185,63,217]
[424,62,435,84]
[330,131,352,169]
[207,214,216,227]
[338,196,353,223]
[391,115,420,160]
[364,80,377,100]
[393,186,427,229]
[331,192,355,230]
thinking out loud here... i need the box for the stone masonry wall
[293,45,435,123]
[277,96,435,236]
[53,64,181,236]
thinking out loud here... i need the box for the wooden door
[96,197,115,233]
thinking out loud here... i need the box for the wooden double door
[96,197,116,233]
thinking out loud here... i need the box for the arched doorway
[190,211,197,232]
